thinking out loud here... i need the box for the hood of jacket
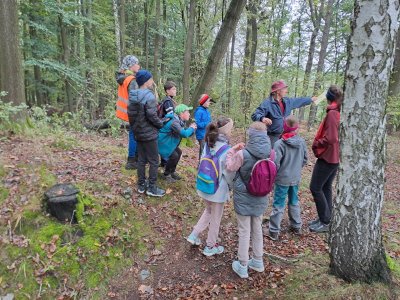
[246,128,270,159]
[116,71,134,85]
[282,135,303,148]
[129,89,153,104]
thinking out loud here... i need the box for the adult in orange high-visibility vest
[116,55,140,170]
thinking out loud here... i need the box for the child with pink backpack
[226,121,275,278]
[187,117,234,256]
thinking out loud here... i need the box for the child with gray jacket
[226,121,271,279]
[267,115,308,240]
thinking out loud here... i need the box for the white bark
[113,0,121,64]
[329,0,400,283]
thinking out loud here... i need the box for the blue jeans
[269,184,302,233]
[128,126,137,158]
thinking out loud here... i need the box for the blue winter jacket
[194,106,212,140]
[158,113,195,159]
[251,96,312,134]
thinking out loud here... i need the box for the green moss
[0,185,9,204]
[180,137,195,148]
[0,164,6,178]
[50,135,78,150]
[76,193,95,223]
[38,165,57,188]
[386,255,400,278]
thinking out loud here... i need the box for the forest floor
[0,126,400,299]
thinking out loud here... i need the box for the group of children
[117,54,342,279]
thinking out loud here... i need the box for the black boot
[125,156,138,170]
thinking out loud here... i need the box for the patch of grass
[387,255,400,278]
[180,137,195,148]
[0,164,6,179]
[0,185,9,205]
[38,164,57,188]
[279,254,399,300]
[50,134,79,151]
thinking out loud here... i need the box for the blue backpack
[196,144,230,194]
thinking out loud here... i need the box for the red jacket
[312,103,340,164]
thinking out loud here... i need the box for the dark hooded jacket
[128,89,163,142]
[115,72,138,91]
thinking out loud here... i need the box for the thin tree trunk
[389,29,400,97]
[153,0,161,83]
[182,0,196,104]
[192,0,246,107]
[143,2,149,69]
[119,0,126,57]
[160,0,167,79]
[299,0,325,121]
[58,13,73,112]
[226,33,235,113]
[329,0,400,283]
[0,0,26,108]
[240,9,252,119]
[113,0,121,64]
[308,0,335,129]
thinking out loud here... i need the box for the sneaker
[138,184,146,194]
[232,260,249,279]
[171,172,182,180]
[248,258,264,272]
[267,230,279,241]
[308,219,319,227]
[310,221,329,233]
[186,233,201,246]
[146,185,166,197]
[163,174,177,183]
[290,227,302,235]
[125,157,138,170]
[203,244,224,256]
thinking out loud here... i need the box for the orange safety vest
[116,75,135,122]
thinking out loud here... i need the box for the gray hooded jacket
[233,128,271,217]
[273,135,308,186]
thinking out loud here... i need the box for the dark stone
[45,183,79,223]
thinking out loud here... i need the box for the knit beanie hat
[120,55,139,70]
[136,70,152,87]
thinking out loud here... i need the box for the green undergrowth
[0,182,150,298]
[277,254,400,300]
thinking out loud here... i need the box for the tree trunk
[329,0,399,283]
[192,0,246,107]
[299,0,325,121]
[119,0,126,57]
[153,0,161,83]
[160,0,167,79]
[113,0,121,64]
[182,0,196,104]
[226,33,235,114]
[58,13,73,112]
[0,0,26,108]
[389,29,400,97]
[308,0,335,129]
[143,2,149,69]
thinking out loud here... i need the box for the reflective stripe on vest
[116,75,135,122]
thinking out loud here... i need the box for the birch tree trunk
[182,0,196,104]
[192,0,246,107]
[329,0,400,283]
[113,0,121,64]
[0,0,26,108]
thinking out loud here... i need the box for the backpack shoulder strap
[215,144,230,157]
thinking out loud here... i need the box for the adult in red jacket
[308,85,343,233]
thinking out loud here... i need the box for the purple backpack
[196,144,230,194]
[239,149,277,197]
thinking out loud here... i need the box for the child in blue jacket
[158,104,197,182]
[194,94,215,159]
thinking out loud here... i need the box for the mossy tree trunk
[329,0,400,283]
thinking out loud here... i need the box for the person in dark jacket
[158,104,197,182]
[194,94,215,159]
[309,85,343,233]
[116,55,140,170]
[251,80,317,146]
[158,81,178,167]
[128,70,165,197]
[267,116,308,241]
[226,122,271,279]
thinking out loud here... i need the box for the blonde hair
[249,121,267,131]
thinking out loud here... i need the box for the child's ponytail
[205,122,219,148]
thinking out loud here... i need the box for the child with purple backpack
[187,117,234,256]
[226,121,274,279]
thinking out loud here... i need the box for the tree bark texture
[192,0,246,107]
[329,0,400,283]
[389,29,400,97]
[182,0,196,104]
[0,0,26,106]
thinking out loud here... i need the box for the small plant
[0,97,28,133]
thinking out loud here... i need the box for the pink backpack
[239,149,277,197]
